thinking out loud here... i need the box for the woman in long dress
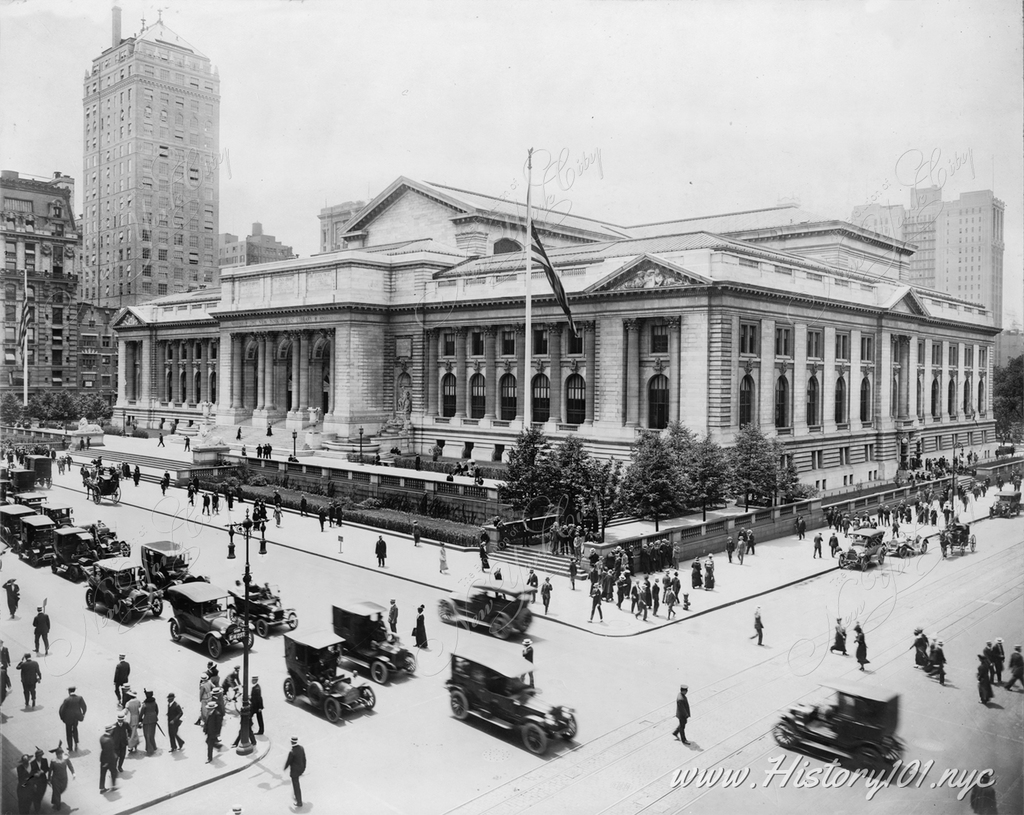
[123,687,141,751]
[439,543,448,574]
[414,605,428,649]
[854,624,869,671]
[704,556,715,590]
[48,743,74,810]
[691,561,703,590]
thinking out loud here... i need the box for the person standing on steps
[672,684,691,744]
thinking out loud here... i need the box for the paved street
[1,454,1020,815]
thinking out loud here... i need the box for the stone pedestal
[71,423,105,449]
[303,431,323,451]
[192,444,229,465]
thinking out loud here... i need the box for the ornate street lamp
[225,511,256,755]
[358,426,364,464]
[291,429,298,460]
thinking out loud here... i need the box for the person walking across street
[114,654,130,704]
[671,685,691,744]
[977,654,994,704]
[388,599,399,634]
[59,686,87,752]
[33,605,51,655]
[725,536,735,563]
[665,585,678,618]
[251,676,265,735]
[284,736,307,807]
[17,652,41,707]
[438,543,448,574]
[375,536,388,568]
[522,639,535,687]
[157,433,165,448]
[540,577,552,614]
[204,701,220,763]
[991,638,1006,685]
[831,619,848,655]
[4,578,20,617]
[737,536,746,565]
[1005,645,1024,690]
[99,725,118,793]
[751,607,764,646]
[415,605,428,648]
[589,582,604,623]
[813,532,823,558]
[47,743,75,810]
[854,624,869,671]
[111,710,130,771]
[122,687,141,753]
[167,692,185,751]
[26,747,49,812]
[141,689,159,754]
[829,531,840,558]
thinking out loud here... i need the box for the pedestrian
[439,542,448,574]
[540,576,552,614]
[388,599,399,634]
[99,722,121,794]
[651,580,661,615]
[112,710,130,771]
[478,540,490,572]
[141,689,159,754]
[184,435,191,452]
[928,640,947,685]
[977,654,994,704]
[704,556,715,590]
[123,686,141,753]
[911,628,929,667]
[17,652,41,707]
[17,753,35,813]
[569,559,578,590]
[589,582,604,622]
[318,506,326,532]
[300,495,308,517]
[1005,645,1024,690]
[236,427,242,441]
[47,742,74,810]
[415,605,428,648]
[737,536,746,565]
[854,624,869,670]
[665,585,677,618]
[4,577,20,617]
[376,536,388,568]
[160,471,170,495]
[747,531,756,554]
[284,736,307,807]
[1,662,10,708]
[59,686,87,752]
[33,605,51,655]
[752,607,764,646]
[212,492,220,514]
[133,465,141,486]
[691,560,703,590]
[671,684,691,744]
[412,521,421,547]
[526,569,539,604]
[251,676,265,735]
[157,433,165,447]
[202,492,211,516]
[829,531,840,558]
[114,654,130,704]
[167,692,185,751]
[27,747,49,812]
[274,506,282,528]
[725,536,735,563]
[992,638,1006,684]
[813,532,823,558]
[796,516,806,540]
[187,484,196,506]
[522,638,535,687]
[204,701,220,763]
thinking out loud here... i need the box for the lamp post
[291,429,297,460]
[358,426,364,464]
[227,511,256,756]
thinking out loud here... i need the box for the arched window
[209,372,217,404]
[499,374,517,420]
[931,377,940,418]
[493,238,522,255]
[978,379,985,414]
[179,370,187,404]
[806,376,820,427]
[963,376,971,415]
[834,377,847,424]
[947,379,956,417]
[532,374,550,423]
[774,375,790,428]
[648,374,669,429]
[739,375,755,426]
[193,370,201,402]
[441,373,457,418]
[470,373,486,419]
[860,377,872,422]
[565,374,586,425]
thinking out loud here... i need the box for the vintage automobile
[839,528,887,570]
[25,455,52,489]
[331,601,416,683]
[939,521,976,556]
[85,557,164,620]
[282,629,376,722]
[81,521,130,559]
[445,642,577,755]
[140,541,208,591]
[166,582,254,659]
[50,527,98,582]
[773,683,903,768]
[0,504,37,549]
[991,489,1021,519]
[7,468,37,498]
[41,503,75,528]
[84,466,121,505]
[884,533,928,559]
[13,491,48,512]
[18,515,56,567]
[231,581,298,638]
[438,579,533,640]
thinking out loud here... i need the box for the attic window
[493,238,522,255]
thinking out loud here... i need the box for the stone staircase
[490,545,573,579]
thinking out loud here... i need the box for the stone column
[454,326,468,417]
[116,338,128,405]
[897,336,910,419]
[171,341,181,403]
[424,329,437,417]
[667,317,681,424]
[759,318,777,432]
[255,334,267,410]
[514,324,526,421]
[584,321,596,424]
[230,334,243,409]
[483,327,497,419]
[198,340,209,403]
[139,337,152,404]
[296,332,308,411]
[548,323,563,423]
[124,341,136,401]
[624,319,641,426]
[325,329,335,416]
[185,340,195,404]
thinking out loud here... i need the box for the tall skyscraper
[82,7,220,309]
[852,186,1005,326]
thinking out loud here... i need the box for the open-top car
[331,601,416,683]
[939,521,976,556]
[773,683,903,769]
[41,503,75,528]
[86,557,164,620]
[166,582,254,659]
[81,521,129,559]
[18,515,56,567]
[438,579,533,640]
[445,642,577,755]
[839,528,887,570]
[991,489,1021,519]
[231,580,298,638]
[884,533,928,559]
[50,527,97,582]
[282,629,376,722]
[140,541,208,591]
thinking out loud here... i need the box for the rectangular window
[533,328,548,355]
[471,331,484,356]
[949,345,959,366]
[809,450,823,470]
[835,332,850,360]
[443,332,455,357]
[650,324,668,354]
[567,330,583,355]
[774,326,792,357]
[839,446,850,466]
[501,330,515,356]
[964,346,974,367]
[979,347,988,368]
[932,342,943,366]
[860,334,874,361]
[806,329,823,359]
[740,322,759,355]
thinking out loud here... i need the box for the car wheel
[244,629,255,649]
[489,612,513,639]
[970,535,976,552]
[308,681,325,708]
[438,599,456,624]
[323,697,341,723]
[370,661,389,685]
[561,713,578,740]
[855,744,885,770]
[286,611,298,630]
[151,597,163,617]
[255,619,270,638]
[85,588,96,610]
[359,686,376,709]
[450,689,469,720]
[521,722,548,755]
[921,541,928,554]
[403,653,417,674]
[899,546,910,558]
[206,636,223,660]
[112,486,121,505]
[283,676,296,703]
[115,600,130,621]
[773,722,796,747]
[28,553,38,568]
[169,618,182,642]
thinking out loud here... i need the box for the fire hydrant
[682,593,690,611]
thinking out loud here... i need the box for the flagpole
[22,265,28,407]
[524,148,533,431]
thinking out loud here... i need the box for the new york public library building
[113,177,999,494]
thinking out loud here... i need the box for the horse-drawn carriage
[84,465,122,505]
[939,521,975,557]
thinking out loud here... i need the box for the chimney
[112,6,122,48]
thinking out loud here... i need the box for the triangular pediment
[112,307,147,329]
[884,287,930,317]
[588,253,710,293]
[343,177,473,235]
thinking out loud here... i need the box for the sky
[1,0,1021,327]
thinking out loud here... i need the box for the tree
[498,427,554,513]
[585,456,622,540]
[75,392,113,425]
[729,424,777,509]
[617,431,685,531]
[1,392,26,425]
[994,355,1024,443]
[547,436,595,523]
[686,433,733,522]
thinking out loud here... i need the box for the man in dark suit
[251,676,265,735]
[17,652,41,708]
[99,725,118,792]
[114,654,130,704]
[32,606,51,655]
[672,684,691,744]
[59,686,87,752]
[284,736,307,807]
[167,692,185,751]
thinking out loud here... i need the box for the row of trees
[0,391,113,427]
[499,422,815,535]
[994,355,1023,444]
